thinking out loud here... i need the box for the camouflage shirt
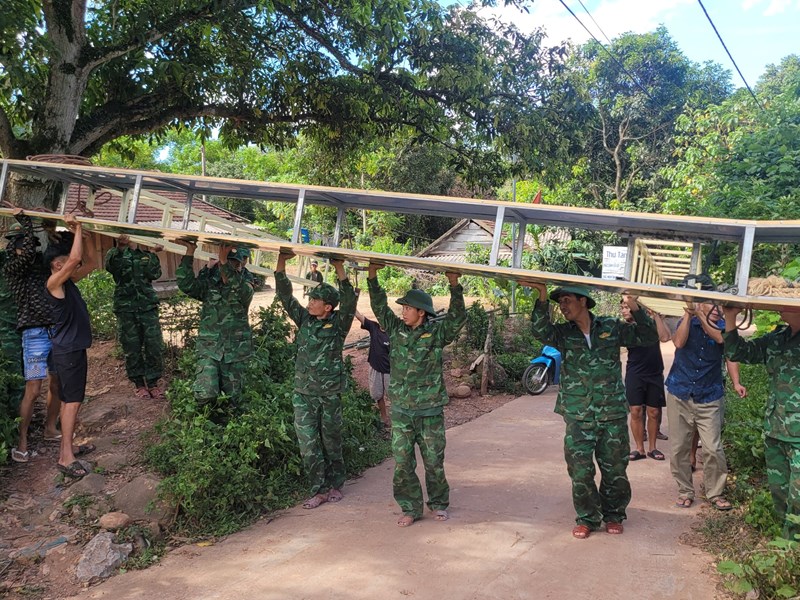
[531,301,658,422]
[724,327,800,442]
[105,246,161,313]
[368,277,467,416]
[3,215,53,330]
[275,270,356,395]
[177,256,253,363]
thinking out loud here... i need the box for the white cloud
[480,0,694,46]
[741,0,800,15]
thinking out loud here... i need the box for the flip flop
[572,524,591,539]
[44,433,63,442]
[397,515,416,527]
[710,496,733,511]
[302,494,328,509]
[629,450,646,461]
[675,497,694,508]
[57,461,89,479]
[75,444,96,457]
[434,509,449,522]
[605,522,624,534]
[647,449,666,461]
[326,488,343,503]
[11,448,38,463]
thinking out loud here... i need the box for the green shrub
[146,303,389,536]
[723,363,769,478]
[464,302,488,351]
[0,355,23,465]
[77,270,117,339]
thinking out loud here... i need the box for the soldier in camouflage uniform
[105,235,165,398]
[0,249,23,409]
[368,263,466,527]
[275,251,356,509]
[529,283,657,539]
[176,241,253,420]
[723,304,800,540]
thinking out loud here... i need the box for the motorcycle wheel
[522,363,550,395]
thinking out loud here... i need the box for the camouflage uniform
[531,299,657,529]
[105,246,164,388]
[0,250,23,405]
[724,327,800,539]
[177,255,253,410]
[275,271,356,496]
[368,277,467,519]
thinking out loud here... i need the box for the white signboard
[601,246,628,280]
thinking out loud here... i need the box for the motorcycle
[522,345,562,395]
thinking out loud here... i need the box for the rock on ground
[98,512,132,532]
[75,532,132,583]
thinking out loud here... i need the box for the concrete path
[72,387,721,600]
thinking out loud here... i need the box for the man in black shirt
[305,260,324,284]
[355,310,390,430]
[622,300,671,461]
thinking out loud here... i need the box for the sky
[477,0,800,88]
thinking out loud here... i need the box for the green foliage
[0,356,22,465]
[717,538,800,599]
[464,302,488,351]
[723,364,769,479]
[494,352,529,381]
[146,304,389,536]
[77,271,117,340]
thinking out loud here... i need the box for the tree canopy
[0,0,577,207]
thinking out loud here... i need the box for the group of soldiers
[3,213,798,537]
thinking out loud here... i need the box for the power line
[696,0,765,111]
[574,0,614,47]
[555,0,657,103]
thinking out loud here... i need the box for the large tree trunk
[5,174,65,211]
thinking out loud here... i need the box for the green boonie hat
[550,285,596,309]
[229,247,250,263]
[396,288,436,316]
[4,222,24,239]
[307,282,340,308]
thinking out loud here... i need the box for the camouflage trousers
[193,355,246,410]
[292,392,345,496]
[564,417,631,529]
[0,328,24,407]
[116,309,163,387]
[764,435,800,540]
[391,410,449,519]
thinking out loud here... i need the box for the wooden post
[480,312,494,396]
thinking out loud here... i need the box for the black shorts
[625,372,666,408]
[47,349,88,404]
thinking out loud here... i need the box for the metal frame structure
[2,159,799,307]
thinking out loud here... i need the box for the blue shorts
[22,327,52,381]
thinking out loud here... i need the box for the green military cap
[4,222,24,239]
[308,282,340,308]
[396,288,436,316]
[549,285,596,309]
[229,247,251,263]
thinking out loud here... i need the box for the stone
[452,384,472,398]
[67,473,106,497]
[144,521,163,542]
[113,475,172,525]
[449,368,463,378]
[99,512,131,532]
[94,453,129,472]
[75,532,132,583]
[79,403,129,434]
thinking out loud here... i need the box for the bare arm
[726,359,747,398]
[47,217,83,296]
[672,308,693,349]
[651,311,671,343]
[355,310,366,325]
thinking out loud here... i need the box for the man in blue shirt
[666,301,746,510]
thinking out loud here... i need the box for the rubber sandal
[629,450,646,461]
[43,433,63,442]
[326,488,343,503]
[572,524,591,539]
[302,494,328,509]
[434,509,449,522]
[75,444,96,457]
[134,387,151,399]
[11,448,37,463]
[647,449,665,461]
[710,496,732,511]
[397,515,416,527]
[657,431,669,440]
[57,461,88,479]
[605,522,624,534]
[675,497,694,508]
[148,387,166,400]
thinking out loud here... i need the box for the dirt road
[70,383,722,600]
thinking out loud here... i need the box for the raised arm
[175,240,208,301]
[528,283,557,346]
[367,262,401,332]
[46,216,83,296]
[438,272,467,345]
[334,259,357,332]
[274,251,306,325]
[619,295,658,347]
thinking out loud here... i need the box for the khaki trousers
[666,392,728,500]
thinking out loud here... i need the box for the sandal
[605,522,624,535]
[397,514,416,527]
[326,488,343,503]
[75,444,96,457]
[572,524,591,539]
[134,387,152,399]
[675,497,694,508]
[57,461,88,479]
[302,494,328,509]
[433,509,449,522]
[11,448,37,463]
[647,449,665,461]
[657,431,669,441]
[148,387,166,400]
[629,450,646,461]
[710,496,733,511]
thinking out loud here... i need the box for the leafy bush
[146,303,389,536]
[0,355,23,465]
[77,270,117,339]
[464,302,488,351]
